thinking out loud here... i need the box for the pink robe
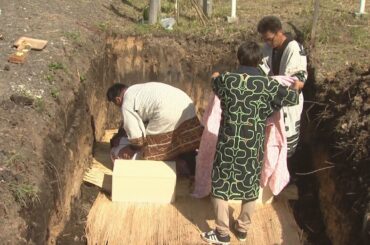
[191,76,302,198]
[191,94,221,198]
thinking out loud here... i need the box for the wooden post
[309,0,320,72]
[359,0,366,14]
[231,0,236,18]
[175,0,179,22]
[149,0,160,25]
[355,0,367,16]
[227,0,238,23]
[310,0,320,49]
[203,0,212,18]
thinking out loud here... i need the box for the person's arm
[110,121,128,148]
[122,108,146,148]
[211,72,229,99]
[117,121,127,136]
[261,43,273,75]
[267,77,299,108]
[211,72,221,93]
[283,42,308,88]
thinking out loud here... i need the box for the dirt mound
[318,65,369,162]
[312,65,370,244]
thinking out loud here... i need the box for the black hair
[257,16,282,34]
[237,41,262,67]
[106,83,127,102]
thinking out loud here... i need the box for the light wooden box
[112,160,177,203]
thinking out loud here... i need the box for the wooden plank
[8,51,28,64]
[14,37,48,50]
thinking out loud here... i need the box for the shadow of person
[93,141,114,170]
[171,177,215,232]
[101,174,112,195]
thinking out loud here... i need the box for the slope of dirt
[0,1,115,244]
[310,66,370,244]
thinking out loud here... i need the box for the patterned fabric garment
[121,82,203,160]
[144,117,203,160]
[211,72,299,201]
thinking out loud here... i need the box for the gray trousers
[212,197,256,236]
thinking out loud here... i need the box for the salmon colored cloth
[191,94,221,198]
[192,76,300,198]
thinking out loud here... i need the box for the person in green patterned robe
[201,42,300,245]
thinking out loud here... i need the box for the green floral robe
[211,72,299,201]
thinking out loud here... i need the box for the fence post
[360,0,366,13]
[231,0,236,18]
[227,0,238,23]
[203,0,212,18]
[356,0,367,16]
[149,0,159,24]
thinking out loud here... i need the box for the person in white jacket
[257,15,307,156]
[106,82,203,167]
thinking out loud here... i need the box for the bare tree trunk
[203,0,212,18]
[310,0,320,49]
[198,0,203,8]
[309,0,320,77]
[149,0,159,25]
[175,0,179,22]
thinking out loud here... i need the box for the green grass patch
[4,152,25,167]
[79,74,87,83]
[45,74,54,84]
[51,87,59,99]
[64,31,81,41]
[97,22,110,31]
[34,98,45,113]
[48,62,64,71]
[132,23,158,34]
[9,183,39,208]
[350,26,369,48]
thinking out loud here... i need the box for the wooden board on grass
[14,37,48,50]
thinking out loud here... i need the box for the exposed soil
[0,0,369,245]
[57,35,237,244]
[309,66,370,245]
[56,184,99,245]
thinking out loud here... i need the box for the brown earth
[0,0,369,244]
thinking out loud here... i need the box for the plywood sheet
[14,37,48,50]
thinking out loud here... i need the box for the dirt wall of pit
[27,36,237,244]
[2,34,368,245]
[301,65,370,245]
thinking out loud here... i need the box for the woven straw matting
[85,130,302,244]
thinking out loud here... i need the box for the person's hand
[292,80,304,91]
[211,72,220,79]
[118,146,135,159]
